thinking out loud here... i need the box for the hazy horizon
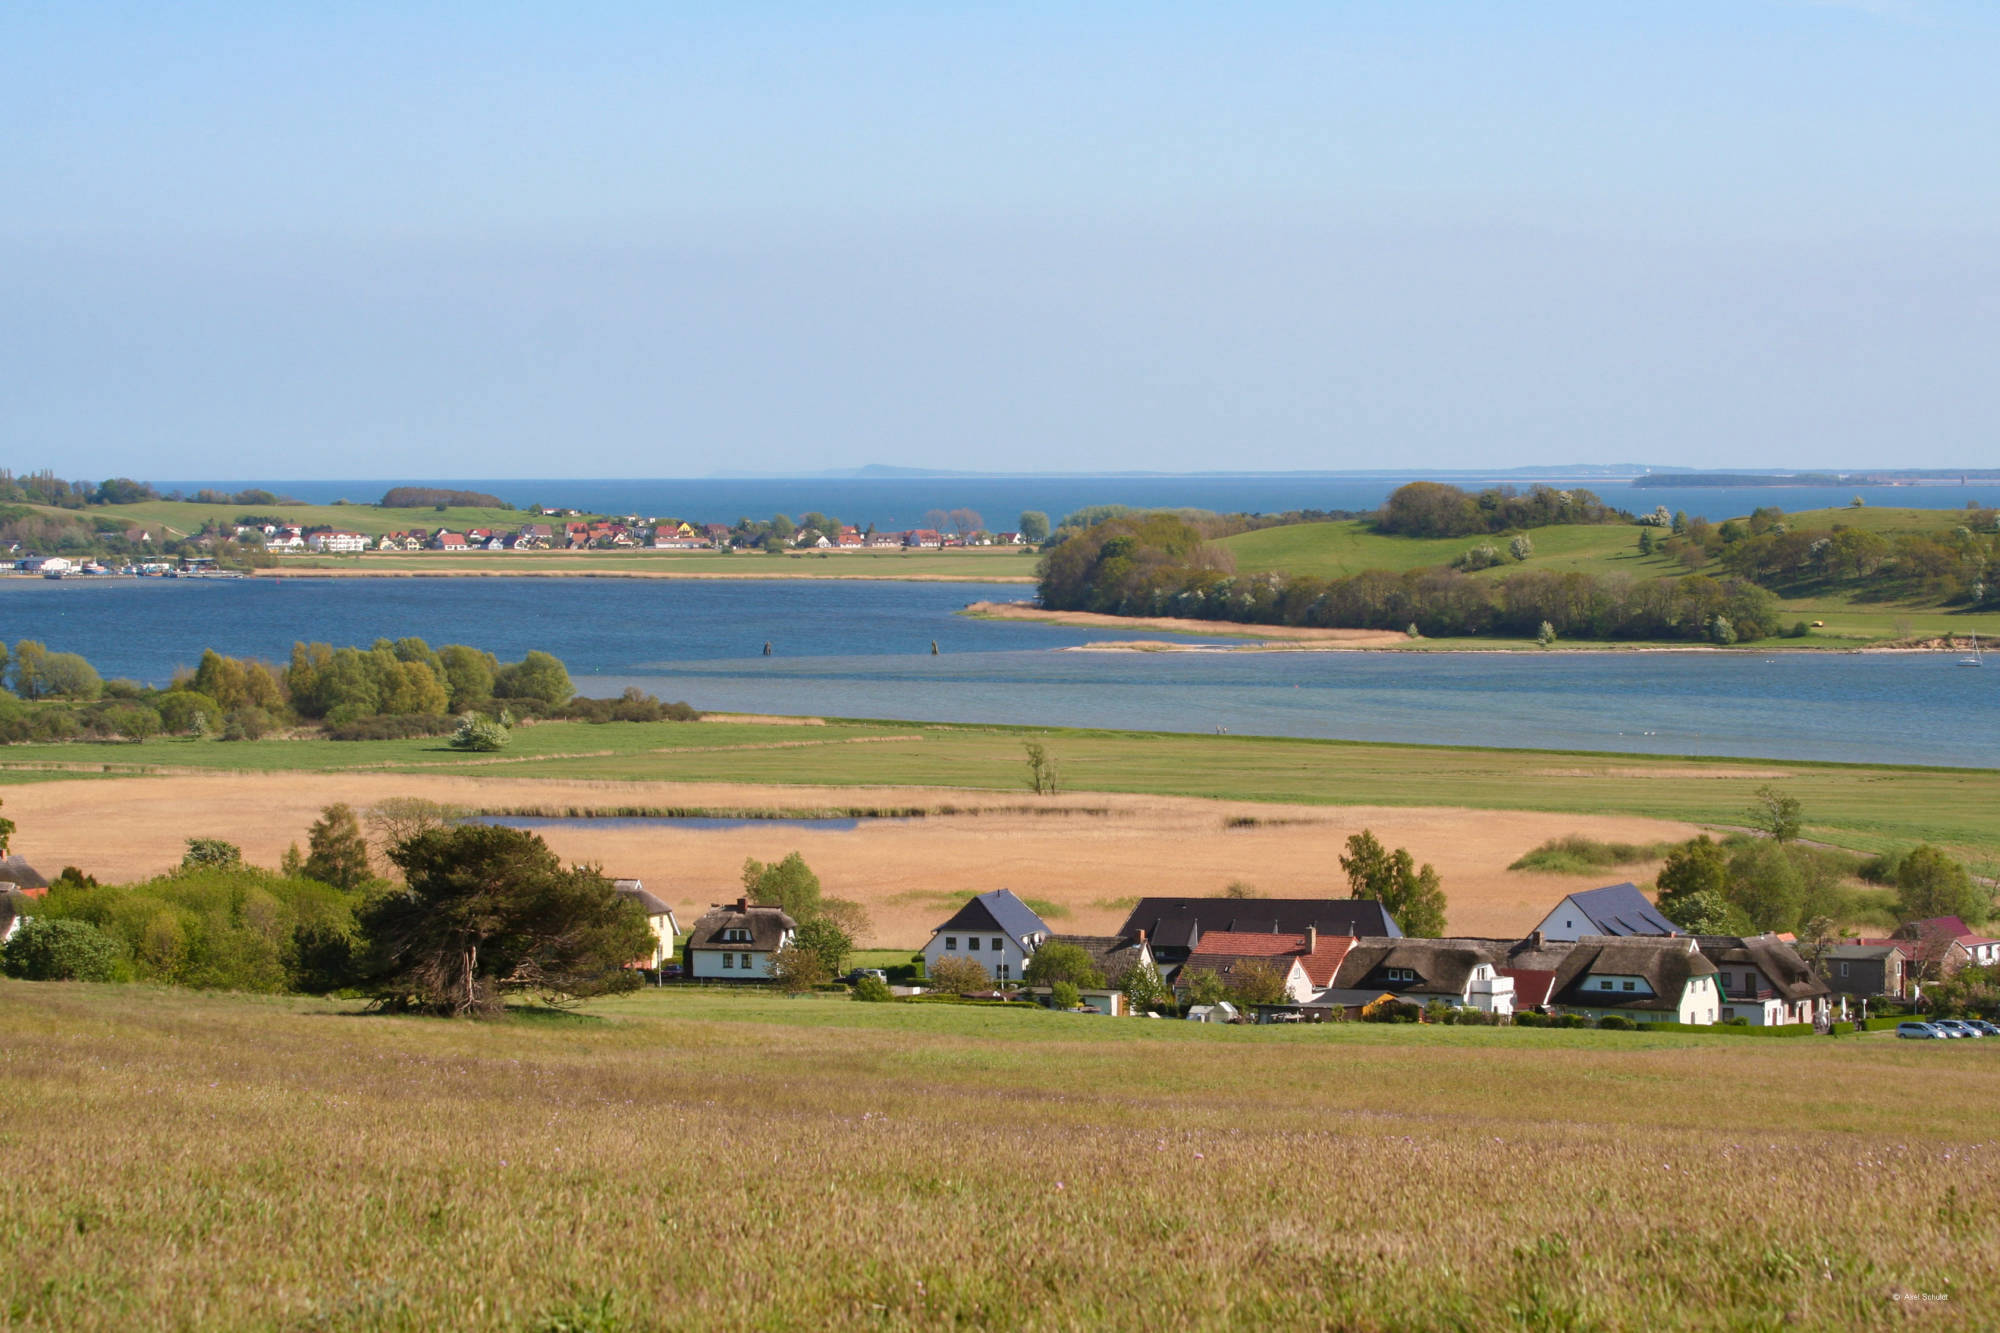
[6,3,1996,478]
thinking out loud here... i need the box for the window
[997,964,1009,980]
[1839,962,1850,978]
[1622,981,1635,992]
[945,937,957,951]
[968,937,981,951]
[1599,978,1613,990]
[722,953,733,969]
[740,953,751,969]
[991,938,1003,952]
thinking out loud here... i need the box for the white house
[17,557,73,574]
[922,889,1051,984]
[685,897,796,981]
[307,531,369,554]
[1321,938,1517,1015]
[612,879,681,970]
[1531,882,1680,943]
[1548,936,1721,1025]
[1697,934,1832,1026]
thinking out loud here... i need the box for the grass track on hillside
[0,718,1994,860]
[3,982,1995,1331]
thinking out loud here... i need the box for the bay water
[0,576,1992,768]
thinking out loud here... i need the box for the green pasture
[270,546,1038,580]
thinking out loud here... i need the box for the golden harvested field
[6,773,1703,944]
[4,983,1997,1331]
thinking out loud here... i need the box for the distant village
[602,878,1998,1030]
[250,516,1028,555]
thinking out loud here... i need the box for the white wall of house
[923,930,1038,982]
[1465,964,1516,1015]
[1532,897,1600,943]
[690,948,775,980]
[640,914,677,969]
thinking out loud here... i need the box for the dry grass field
[3,772,1704,943]
[3,982,1997,1331]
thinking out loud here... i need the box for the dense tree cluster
[1037,514,1784,643]
[378,487,512,509]
[1374,482,1623,538]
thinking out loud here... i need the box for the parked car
[1966,1020,2000,1036]
[660,962,684,980]
[1896,1022,1948,1039]
[1933,1019,1983,1038]
[844,968,889,984]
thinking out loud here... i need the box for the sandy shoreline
[964,600,1983,655]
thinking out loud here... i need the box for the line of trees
[378,487,512,509]
[0,636,696,745]
[1375,482,1624,538]
[1038,513,1785,642]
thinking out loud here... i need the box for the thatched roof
[1550,936,1715,1011]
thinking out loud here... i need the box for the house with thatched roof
[1317,937,1517,1015]
[1548,935,1720,1024]
[612,879,681,969]
[1696,934,1831,1027]
[1043,933,1158,989]
[1115,897,1401,968]
[685,897,797,982]
[0,856,50,892]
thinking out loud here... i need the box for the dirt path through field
[13,774,1702,945]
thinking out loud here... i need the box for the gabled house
[903,529,945,548]
[307,531,369,554]
[1175,931,1320,1005]
[1896,916,2000,968]
[1548,935,1720,1024]
[1696,934,1832,1026]
[1318,937,1516,1014]
[0,856,50,893]
[922,889,1051,983]
[1531,883,1680,942]
[685,897,797,981]
[433,532,469,551]
[1850,933,1972,988]
[1819,943,1906,1001]
[1115,897,1402,969]
[613,879,681,969]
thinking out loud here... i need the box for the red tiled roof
[1300,936,1357,988]
[1189,930,1308,958]
[1500,967,1557,1009]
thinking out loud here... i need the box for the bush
[1,916,120,981]
[1597,1014,1636,1030]
[449,714,511,752]
[157,690,224,736]
[221,706,273,741]
[1512,1010,1549,1027]
[553,689,700,723]
[851,974,894,1002]
[1049,981,1081,1010]
[927,955,991,995]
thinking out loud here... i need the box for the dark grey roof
[1559,883,1679,937]
[1550,936,1716,1011]
[935,890,1050,945]
[613,880,675,920]
[0,856,49,889]
[686,900,796,952]
[1329,938,1501,998]
[1116,897,1403,951]
[1694,934,1830,1003]
[1824,944,1899,961]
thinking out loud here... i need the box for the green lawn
[4,981,1995,1330]
[5,718,1995,861]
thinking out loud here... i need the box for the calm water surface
[0,577,1992,768]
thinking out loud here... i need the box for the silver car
[1896,1022,1947,1039]
[1934,1019,1982,1038]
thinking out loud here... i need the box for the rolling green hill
[40,498,536,539]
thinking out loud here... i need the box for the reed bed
[3,983,1996,1331]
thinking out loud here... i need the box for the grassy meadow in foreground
[0,718,1995,861]
[3,983,1996,1330]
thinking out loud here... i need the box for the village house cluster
[238,518,1029,554]
[610,878,2000,1027]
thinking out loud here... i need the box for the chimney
[736,896,749,912]
[1527,930,1543,950]
[1304,925,1317,953]
[1135,929,1146,945]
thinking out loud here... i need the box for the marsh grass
[4,982,1998,1330]
[1508,833,1681,874]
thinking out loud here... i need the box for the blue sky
[3,1,1996,478]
